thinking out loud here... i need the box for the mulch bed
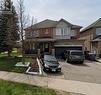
[29,58,39,72]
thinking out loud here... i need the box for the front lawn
[0,51,21,57]
[0,80,57,95]
[0,52,32,73]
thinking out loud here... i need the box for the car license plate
[52,69,56,72]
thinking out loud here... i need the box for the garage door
[55,46,83,57]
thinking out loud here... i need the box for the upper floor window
[71,30,76,36]
[61,28,67,35]
[34,30,39,37]
[96,28,101,36]
[56,28,69,36]
[26,31,39,38]
[71,30,76,39]
[56,28,62,35]
[45,29,49,34]
[26,31,31,37]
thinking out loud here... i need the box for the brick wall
[73,28,80,38]
[25,27,54,39]
[79,28,95,51]
[39,28,53,38]
[25,27,81,39]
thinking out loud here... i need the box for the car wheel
[66,58,70,63]
[66,58,68,62]
[43,67,46,72]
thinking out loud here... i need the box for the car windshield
[44,55,57,62]
[71,51,83,55]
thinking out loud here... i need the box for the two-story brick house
[80,18,101,57]
[24,19,84,56]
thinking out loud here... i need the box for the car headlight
[69,56,72,59]
[45,64,49,68]
[58,65,61,68]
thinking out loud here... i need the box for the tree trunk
[8,50,11,57]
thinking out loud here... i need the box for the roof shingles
[81,18,101,32]
[25,19,82,30]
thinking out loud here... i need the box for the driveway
[43,60,101,84]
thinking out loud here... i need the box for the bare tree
[31,16,37,26]
[17,0,38,64]
[17,0,29,63]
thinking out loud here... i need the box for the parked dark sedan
[42,55,61,72]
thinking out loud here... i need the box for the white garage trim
[54,45,83,47]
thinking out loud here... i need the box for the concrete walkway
[0,71,101,95]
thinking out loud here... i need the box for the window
[71,51,83,55]
[71,30,76,39]
[33,43,35,50]
[63,28,68,35]
[56,28,62,35]
[36,30,39,37]
[61,28,63,35]
[56,28,73,38]
[56,28,68,35]
[71,30,76,36]
[96,28,101,36]
[45,29,49,34]
[32,31,39,37]
[32,31,35,36]
[61,28,66,35]
[26,32,31,37]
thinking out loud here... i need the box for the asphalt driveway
[43,60,101,84]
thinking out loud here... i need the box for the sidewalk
[0,71,101,95]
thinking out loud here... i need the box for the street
[43,60,101,84]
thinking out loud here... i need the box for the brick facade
[80,28,101,56]
[24,19,83,55]
[79,28,95,51]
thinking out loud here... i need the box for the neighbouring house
[24,19,84,57]
[79,18,101,57]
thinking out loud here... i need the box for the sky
[12,0,101,28]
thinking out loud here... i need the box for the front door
[44,43,50,52]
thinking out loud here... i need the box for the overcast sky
[12,0,101,28]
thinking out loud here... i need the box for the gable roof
[58,19,72,26]
[25,19,82,30]
[35,19,58,28]
[92,35,101,42]
[26,19,57,30]
[81,18,101,32]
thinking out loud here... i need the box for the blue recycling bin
[88,53,96,61]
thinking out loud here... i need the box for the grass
[0,52,70,95]
[0,51,21,57]
[0,51,32,73]
[0,80,57,95]
[0,56,28,73]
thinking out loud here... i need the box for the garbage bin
[84,51,89,60]
[88,53,96,61]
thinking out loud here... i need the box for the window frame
[96,28,101,36]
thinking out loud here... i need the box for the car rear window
[71,51,83,55]
[44,55,57,62]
